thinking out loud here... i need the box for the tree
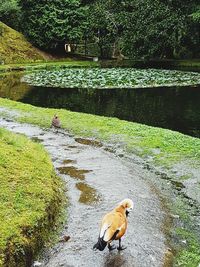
[18,0,87,52]
[85,0,199,59]
[0,0,21,30]
[86,0,126,58]
[116,0,200,59]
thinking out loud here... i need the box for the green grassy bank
[0,127,64,267]
[0,60,99,73]
[0,22,50,64]
[0,98,200,168]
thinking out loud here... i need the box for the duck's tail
[93,236,107,251]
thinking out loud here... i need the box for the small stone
[33,261,42,267]
[170,214,180,219]
[181,240,187,244]
[59,235,70,242]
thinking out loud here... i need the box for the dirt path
[0,117,169,267]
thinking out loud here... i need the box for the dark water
[0,72,200,137]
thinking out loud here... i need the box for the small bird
[51,114,61,128]
[93,198,133,251]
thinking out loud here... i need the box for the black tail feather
[93,236,107,251]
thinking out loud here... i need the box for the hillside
[0,22,52,64]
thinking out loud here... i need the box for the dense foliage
[86,0,200,58]
[0,0,21,30]
[18,0,87,52]
[0,0,199,58]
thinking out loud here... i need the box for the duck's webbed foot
[108,243,116,251]
[117,245,127,251]
[117,238,127,251]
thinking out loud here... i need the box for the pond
[0,69,200,138]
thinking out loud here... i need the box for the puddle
[68,145,78,149]
[57,166,91,180]
[31,137,43,143]
[75,138,102,147]
[76,182,101,205]
[62,159,77,165]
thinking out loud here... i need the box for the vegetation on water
[0,127,64,266]
[22,68,200,89]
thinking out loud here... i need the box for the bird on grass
[93,198,133,252]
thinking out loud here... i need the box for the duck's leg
[117,238,127,251]
[108,242,116,251]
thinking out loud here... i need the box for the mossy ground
[0,127,64,267]
[0,22,51,64]
[174,228,200,267]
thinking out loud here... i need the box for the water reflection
[0,72,31,100]
[0,72,200,137]
[75,182,101,205]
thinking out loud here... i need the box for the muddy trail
[0,117,170,267]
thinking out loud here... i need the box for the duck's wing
[101,212,126,242]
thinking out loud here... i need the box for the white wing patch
[100,223,111,240]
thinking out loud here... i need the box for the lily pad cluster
[22,68,200,89]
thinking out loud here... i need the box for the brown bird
[93,198,133,251]
[51,114,61,128]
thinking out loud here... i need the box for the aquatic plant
[22,68,200,89]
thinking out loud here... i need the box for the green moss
[0,127,65,266]
[0,22,49,64]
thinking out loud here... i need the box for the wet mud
[0,117,171,267]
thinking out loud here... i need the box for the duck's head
[119,198,134,217]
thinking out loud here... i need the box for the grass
[0,98,200,169]
[175,228,200,267]
[0,60,99,73]
[0,127,64,266]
